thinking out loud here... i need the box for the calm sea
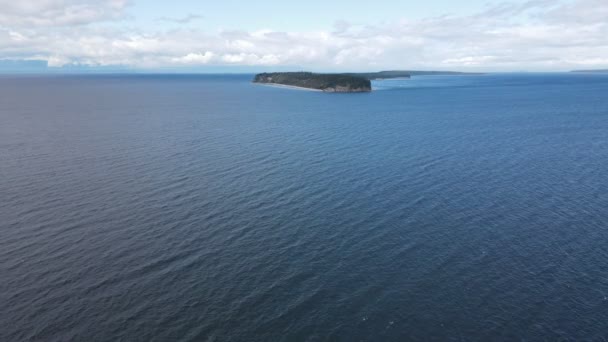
[2,73,608,341]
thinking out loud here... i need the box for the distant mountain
[571,69,608,73]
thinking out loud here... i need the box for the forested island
[253,70,482,92]
[253,72,372,92]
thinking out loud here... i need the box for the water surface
[2,73,608,341]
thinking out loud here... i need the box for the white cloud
[47,55,70,67]
[0,0,607,71]
[156,14,203,24]
[220,53,281,65]
[172,52,214,65]
[543,0,608,24]
[0,0,130,27]
[442,56,499,66]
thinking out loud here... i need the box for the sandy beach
[257,83,323,92]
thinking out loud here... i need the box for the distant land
[253,70,481,92]
[348,70,482,79]
[572,69,608,73]
[344,71,412,80]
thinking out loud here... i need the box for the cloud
[543,0,608,24]
[47,55,71,67]
[0,0,130,27]
[171,52,214,64]
[442,56,500,66]
[0,0,607,71]
[476,0,557,18]
[156,14,203,24]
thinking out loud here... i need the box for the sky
[0,0,607,72]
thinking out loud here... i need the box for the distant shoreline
[571,70,608,73]
[371,77,412,80]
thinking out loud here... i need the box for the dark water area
[1,73,608,341]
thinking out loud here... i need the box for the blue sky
[0,0,607,72]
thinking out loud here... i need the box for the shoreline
[255,83,323,92]
[370,77,411,80]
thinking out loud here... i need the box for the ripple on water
[2,74,608,341]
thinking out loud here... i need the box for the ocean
[2,73,608,341]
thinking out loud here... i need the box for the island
[253,70,483,92]
[253,72,372,92]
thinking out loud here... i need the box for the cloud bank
[0,0,607,71]
[0,0,129,27]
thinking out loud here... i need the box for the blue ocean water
[1,73,608,341]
